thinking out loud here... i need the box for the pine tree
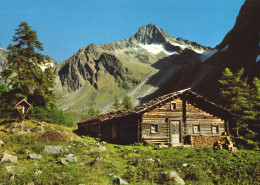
[112,95,121,110]
[121,94,133,111]
[218,68,252,136]
[252,77,260,121]
[218,68,252,116]
[219,68,260,148]
[1,22,55,106]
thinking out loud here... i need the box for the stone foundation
[190,136,230,148]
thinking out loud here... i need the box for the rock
[182,163,188,167]
[1,153,18,164]
[28,154,42,160]
[43,146,68,155]
[8,129,19,134]
[89,146,107,153]
[5,166,26,175]
[167,171,185,185]
[0,140,4,146]
[23,149,31,154]
[109,174,128,184]
[60,154,77,165]
[90,157,103,166]
[139,158,155,165]
[31,126,44,132]
[35,170,43,176]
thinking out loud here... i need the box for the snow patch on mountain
[172,42,205,54]
[221,45,229,52]
[199,49,218,62]
[139,44,177,55]
[256,55,260,63]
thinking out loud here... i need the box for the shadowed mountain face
[149,0,260,104]
[54,24,212,118]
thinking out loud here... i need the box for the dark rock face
[217,0,260,54]
[57,52,127,91]
[150,0,260,104]
[132,24,169,44]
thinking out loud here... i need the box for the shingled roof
[77,88,234,125]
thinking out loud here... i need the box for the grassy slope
[0,120,259,184]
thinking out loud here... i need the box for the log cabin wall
[184,98,226,139]
[141,98,183,145]
[141,97,226,145]
[100,115,139,144]
[77,121,101,138]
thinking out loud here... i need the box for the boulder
[109,174,128,184]
[139,158,155,165]
[60,154,77,165]
[1,153,18,164]
[31,126,44,132]
[90,157,103,166]
[0,140,4,146]
[163,171,185,185]
[28,153,42,160]
[35,170,43,176]
[43,146,68,155]
[89,146,107,153]
[5,166,26,175]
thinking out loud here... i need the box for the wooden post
[169,121,172,145]
[21,117,24,133]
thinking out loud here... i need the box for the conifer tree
[219,68,260,148]
[252,77,260,121]
[121,94,133,111]
[218,68,252,136]
[218,68,252,116]
[1,22,55,106]
[112,95,121,110]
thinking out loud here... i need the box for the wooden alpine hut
[77,88,234,147]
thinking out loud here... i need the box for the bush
[28,104,74,127]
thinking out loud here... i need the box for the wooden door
[170,120,180,144]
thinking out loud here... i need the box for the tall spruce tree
[1,22,55,106]
[218,68,251,136]
[219,68,259,148]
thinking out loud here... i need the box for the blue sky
[0,0,245,62]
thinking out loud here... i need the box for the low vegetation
[0,120,259,184]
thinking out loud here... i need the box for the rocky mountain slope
[0,48,7,74]
[149,0,260,104]
[55,24,212,118]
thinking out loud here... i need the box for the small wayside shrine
[77,89,235,148]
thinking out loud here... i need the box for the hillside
[54,24,212,120]
[0,120,259,184]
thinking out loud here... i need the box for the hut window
[171,102,177,110]
[151,124,159,133]
[193,125,200,133]
[212,126,219,134]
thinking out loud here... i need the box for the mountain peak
[132,24,172,44]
